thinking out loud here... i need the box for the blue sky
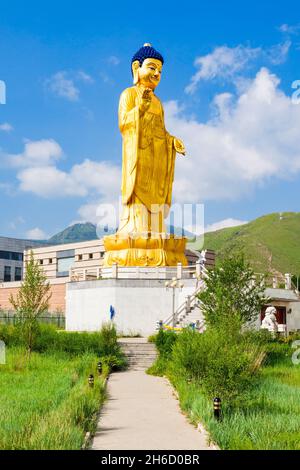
[0,0,300,239]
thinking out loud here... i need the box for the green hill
[188,212,300,276]
[49,223,103,244]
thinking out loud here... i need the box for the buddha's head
[131,43,164,89]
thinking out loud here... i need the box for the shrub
[9,251,51,357]
[0,323,126,369]
[199,254,268,328]
[154,329,177,358]
[170,326,265,403]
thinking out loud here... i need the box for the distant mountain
[188,212,300,276]
[49,223,109,244]
[168,225,196,239]
[49,223,195,244]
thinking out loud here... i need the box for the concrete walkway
[92,370,214,450]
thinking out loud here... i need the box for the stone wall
[66,278,198,336]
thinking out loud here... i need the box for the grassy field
[170,350,300,450]
[0,348,107,450]
[188,211,300,276]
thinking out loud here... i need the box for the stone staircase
[176,303,205,330]
[118,338,157,370]
[162,279,206,330]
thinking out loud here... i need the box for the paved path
[92,370,214,450]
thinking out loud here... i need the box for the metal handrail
[163,278,206,327]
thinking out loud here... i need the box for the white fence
[69,261,204,282]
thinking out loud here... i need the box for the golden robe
[118,85,176,235]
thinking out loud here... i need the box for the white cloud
[267,41,291,65]
[185,42,290,94]
[9,216,25,230]
[76,71,94,83]
[185,45,261,93]
[9,138,121,200]
[9,139,63,167]
[108,55,120,66]
[205,218,248,233]
[45,70,94,101]
[18,160,121,198]
[165,67,300,203]
[99,72,114,84]
[0,123,13,132]
[77,198,121,230]
[26,227,47,240]
[279,23,300,35]
[46,71,80,101]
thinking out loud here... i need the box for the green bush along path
[149,330,300,450]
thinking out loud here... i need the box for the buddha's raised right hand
[139,88,152,114]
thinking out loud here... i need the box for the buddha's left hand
[174,138,186,155]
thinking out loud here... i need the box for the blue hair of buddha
[131,43,164,67]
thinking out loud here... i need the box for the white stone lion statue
[261,306,278,335]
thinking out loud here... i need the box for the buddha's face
[137,58,162,89]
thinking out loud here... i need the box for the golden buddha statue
[104,44,188,267]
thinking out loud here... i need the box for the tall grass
[149,330,300,450]
[0,323,127,369]
[172,355,300,450]
[0,348,108,450]
[0,323,126,449]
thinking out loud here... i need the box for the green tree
[199,254,268,330]
[9,251,51,357]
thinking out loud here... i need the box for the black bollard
[213,397,221,420]
[88,374,94,388]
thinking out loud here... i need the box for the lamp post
[165,277,184,328]
[213,397,222,420]
[88,374,94,388]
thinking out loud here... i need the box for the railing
[162,270,298,330]
[163,273,207,327]
[69,261,204,282]
[0,312,65,329]
[254,272,296,291]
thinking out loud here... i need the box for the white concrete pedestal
[66,278,197,336]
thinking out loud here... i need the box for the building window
[78,254,83,261]
[15,267,22,281]
[40,259,43,265]
[100,251,105,258]
[89,253,93,259]
[57,250,75,277]
[4,266,11,282]
[0,250,23,261]
[49,258,53,264]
